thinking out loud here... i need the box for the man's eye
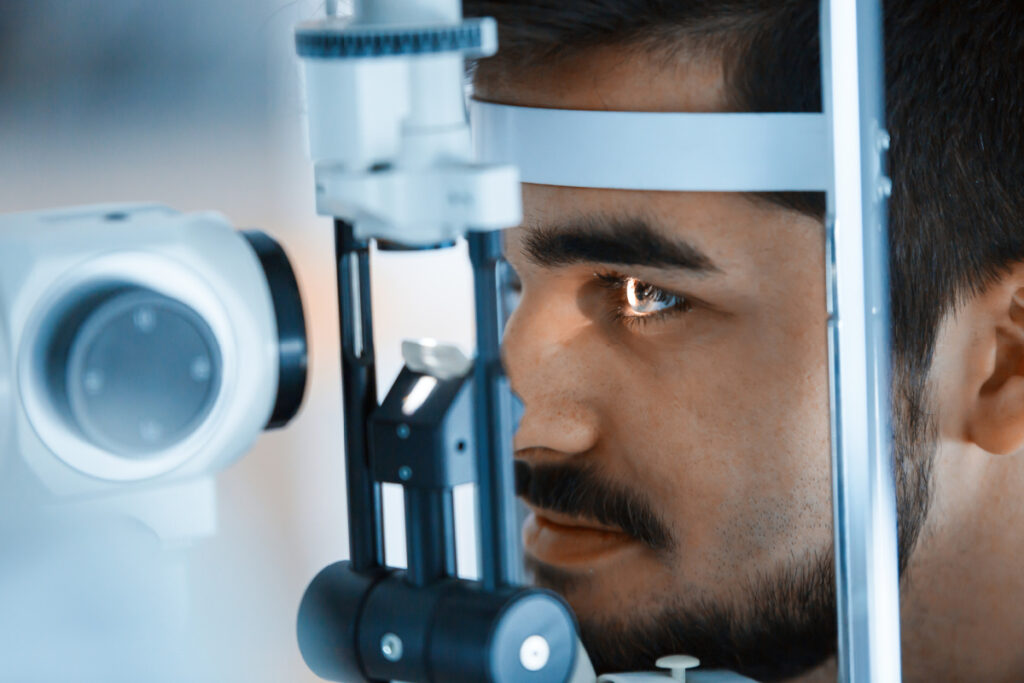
[596,273,691,326]
[624,279,681,315]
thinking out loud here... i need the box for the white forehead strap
[471,100,828,192]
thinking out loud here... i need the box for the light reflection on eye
[595,272,691,327]
[624,278,684,316]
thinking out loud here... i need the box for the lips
[522,504,637,567]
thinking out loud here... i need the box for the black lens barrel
[242,230,309,430]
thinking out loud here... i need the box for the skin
[477,46,1024,681]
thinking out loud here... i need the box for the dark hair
[465,0,1024,404]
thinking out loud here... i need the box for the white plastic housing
[303,57,410,169]
[297,6,520,245]
[354,0,460,24]
[0,204,279,506]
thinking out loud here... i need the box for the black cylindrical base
[359,575,577,683]
[298,563,578,683]
[297,561,391,682]
[428,581,578,683]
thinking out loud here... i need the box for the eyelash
[594,271,692,329]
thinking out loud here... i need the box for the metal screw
[133,306,157,333]
[398,466,413,481]
[396,423,411,439]
[190,356,211,382]
[519,635,550,672]
[83,369,104,395]
[139,419,164,443]
[877,129,891,151]
[380,633,403,662]
[878,175,893,198]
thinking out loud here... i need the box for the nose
[501,285,601,461]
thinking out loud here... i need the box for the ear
[966,270,1024,455]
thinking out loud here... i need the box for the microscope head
[0,204,307,540]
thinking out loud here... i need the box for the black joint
[335,219,368,256]
[467,230,503,265]
[242,230,309,430]
[376,239,456,252]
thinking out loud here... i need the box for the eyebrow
[522,215,721,273]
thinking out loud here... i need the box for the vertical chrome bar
[821,1,902,681]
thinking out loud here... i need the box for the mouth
[521,503,639,567]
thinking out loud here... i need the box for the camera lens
[63,289,222,457]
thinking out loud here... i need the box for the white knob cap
[656,654,700,682]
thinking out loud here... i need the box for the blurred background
[0,1,480,679]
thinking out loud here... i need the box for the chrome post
[821,0,903,680]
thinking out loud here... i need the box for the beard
[518,366,936,682]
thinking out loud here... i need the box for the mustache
[514,459,672,552]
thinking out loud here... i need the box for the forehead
[474,45,729,112]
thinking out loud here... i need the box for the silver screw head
[396,423,411,439]
[83,369,104,395]
[190,355,211,382]
[878,175,893,198]
[132,306,157,333]
[398,466,413,481]
[380,633,403,662]
[519,635,550,672]
[139,419,164,443]
[877,128,892,151]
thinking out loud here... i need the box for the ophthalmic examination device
[290,1,898,682]
[0,0,899,681]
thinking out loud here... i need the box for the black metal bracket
[296,223,579,682]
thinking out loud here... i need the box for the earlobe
[967,286,1024,455]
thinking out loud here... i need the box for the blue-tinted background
[0,1,480,680]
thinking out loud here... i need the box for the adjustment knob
[656,655,700,682]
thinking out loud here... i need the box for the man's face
[483,49,841,677]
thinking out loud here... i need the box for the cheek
[590,308,834,573]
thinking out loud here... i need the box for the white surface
[471,100,829,191]
[303,57,409,166]
[656,654,701,682]
[313,160,522,245]
[520,634,551,672]
[299,9,518,246]
[598,671,757,683]
[0,1,400,679]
